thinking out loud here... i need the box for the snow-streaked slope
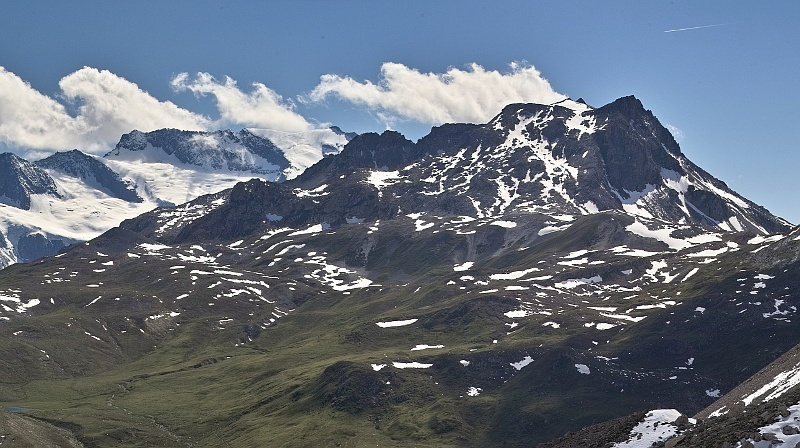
[611,410,693,448]
[355,96,790,234]
[35,149,142,203]
[103,150,268,207]
[6,171,150,241]
[0,169,156,266]
[106,129,285,176]
[0,153,61,210]
[701,340,800,419]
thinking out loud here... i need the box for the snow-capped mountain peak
[105,128,289,179]
[35,149,142,203]
[105,126,354,182]
[0,152,62,210]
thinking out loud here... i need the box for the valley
[0,96,798,447]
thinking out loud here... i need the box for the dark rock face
[593,96,683,195]
[15,233,65,263]
[35,149,142,203]
[313,361,396,414]
[235,129,292,168]
[329,125,359,141]
[295,130,422,188]
[159,177,399,244]
[0,153,61,210]
[107,128,290,175]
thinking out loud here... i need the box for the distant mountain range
[0,126,353,267]
[0,96,798,447]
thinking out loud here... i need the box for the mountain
[35,149,143,203]
[0,153,67,265]
[0,127,352,269]
[106,128,291,178]
[105,126,353,185]
[295,96,787,234]
[246,125,357,178]
[0,152,62,210]
[539,229,800,446]
[0,96,797,447]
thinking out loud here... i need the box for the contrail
[664,23,734,33]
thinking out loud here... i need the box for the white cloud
[60,67,210,140]
[305,62,566,126]
[0,66,87,151]
[171,72,312,132]
[665,124,684,142]
[0,66,209,154]
[0,63,567,156]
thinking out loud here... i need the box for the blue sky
[0,1,798,223]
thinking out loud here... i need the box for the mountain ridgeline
[0,126,352,267]
[107,128,292,176]
[125,95,788,246]
[0,96,798,447]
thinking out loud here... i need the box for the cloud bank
[0,66,209,154]
[171,73,312,132]
[0,62,566,156]
[306,62,566,126]
[0,67,311,155]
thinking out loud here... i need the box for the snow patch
[490,267,541,281]
[366,170,403,194]
[705,389,720,398]
[611,409,692,448]
[466,387,482,397]
[742,403,800,448]
[625,220,692,251]
[453,262,474,272]
[555,275,602,289]
[575,364,590,375]
[376,319,418,328]
[510,356,534,371]
[504,310,531,319]
[392,361,433,369]
[490,220,517,228]
[410,344,444,351]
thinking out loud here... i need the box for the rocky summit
[0,96,798,447]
